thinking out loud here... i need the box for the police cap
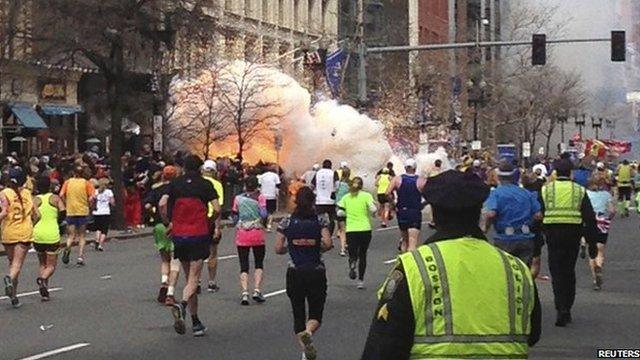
[423,170,490,209]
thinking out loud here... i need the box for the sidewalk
[0,212,290,257]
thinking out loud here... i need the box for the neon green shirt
[204,176,224,217]
[337,191,375,232]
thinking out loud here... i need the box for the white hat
[203,160,217,171]
[340,161,348,168]
[532,164,547,178]
[472,159,481,167]
[404,158,417,169]
[312,163,320,170]
[596,162,605,169]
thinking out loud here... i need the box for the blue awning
[41,104,84,116]
[10,104,48,129]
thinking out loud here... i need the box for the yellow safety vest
[386,238,534,359]
[617,165,632,186]
[542,180,584,225]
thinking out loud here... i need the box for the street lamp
[592,117,603,139]
[467,79,487,141]
[557,114,568,144]
[575,114,586,138]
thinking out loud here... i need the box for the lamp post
[575,114,586,139]
[467,79,487,141]
[605,118,615,139]
[592,117,603,139]
[557,114,568,144]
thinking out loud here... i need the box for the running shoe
[94,242,99,251]
[196,284,201,294]
[240,292,250,306]
[62,248,71,265]
[3,275,13,297]
[37,277,49,301]
[298,331,317,360]
[594,268,603,290]
[157,285,168,303]
[165,295,176,307]
[357,281,365,290]
[76,258,85,267]
[348,261,357,280]
[192,322,207,337]
[579,244,586,259]
[380,223,388,228]
[252,290,266,303]
[339,249,347,257]
[97,245,104,252]
[207,283,220,293]
[11,297,21,309]
[171,303,186,335]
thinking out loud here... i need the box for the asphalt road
[1,216,639,360]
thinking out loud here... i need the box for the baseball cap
[312,164,320,170]
[472,159,481,167]
[596,162,605,170]
[424,170,490,210]
[203,160,217,171]
[162,165,178,180]
[340,161,348,168]
[404,158,417,169]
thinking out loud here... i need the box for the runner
[232,176,268,305]
[521,171,546,279]
[275,187,333,360]
[336,176,376,289]
[585,176,616,290]
[312,160,339,236]
[202,160,224,293]
[335,168,351,257]
[92,178,114,252]
[615,159,633,217]
[301,164,319,189]
[160,155,220,336]
[1,167,39,308]
[258,164,281,231]
[145,165,179,305]
[60,166,95,266]
[33,176,65,301]
[374,168,392,228]
[385,159,426,252]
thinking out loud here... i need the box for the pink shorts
[235,229,265,247]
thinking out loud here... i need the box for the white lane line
[383,258,398,264]
[264,289,287,298]
[205,254,238,263]
[0,287,62,301]
[19,343,90,360]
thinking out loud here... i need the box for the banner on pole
[325,48,347,97]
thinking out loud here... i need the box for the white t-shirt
[93,189,114,216]
[315,168,337,205]
[259,171,281,200]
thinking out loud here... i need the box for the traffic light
[532,34,546,65]
[611,30,626,62]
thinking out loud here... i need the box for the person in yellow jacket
[615,159,633,217]
[374,168,392,227]
[362,170,541,359]
[203,160,224,293]
[541,158,597,327]
[1,167,40,308]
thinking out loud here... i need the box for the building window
[225,0,232,11]
[262,0,269,21]
[278,0,285,25]
[308,0,316,32]
[294,0,300,30]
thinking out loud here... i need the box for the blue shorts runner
[66,216,89,227]
[396,208,422,231]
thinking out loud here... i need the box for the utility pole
[356,0,367,104]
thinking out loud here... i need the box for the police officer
[542,158,596,327]
[362,170,541,359]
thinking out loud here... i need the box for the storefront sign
[40,82,66,101]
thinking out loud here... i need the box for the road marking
[264,289,286,298]
[0,287,62,301]
[19,343,90,360]
[204,254,238,263]
[383,258,398,264]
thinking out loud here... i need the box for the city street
[1,217,639,360]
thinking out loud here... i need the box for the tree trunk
[107,78,125,229]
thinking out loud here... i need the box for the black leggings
[347,231,372,281]
[286,266,327,333]
[237,245,266,273]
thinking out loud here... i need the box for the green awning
[10,104,48,129]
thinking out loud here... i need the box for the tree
[28,0,218,227]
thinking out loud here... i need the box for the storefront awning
[41,104,84,116]
[10,104,48,129]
